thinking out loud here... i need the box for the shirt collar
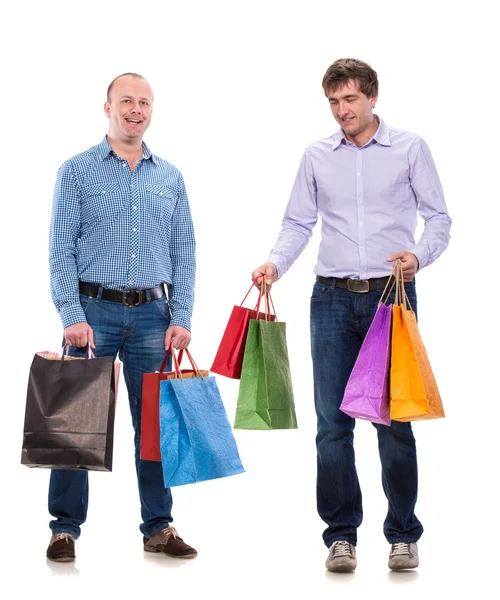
[331,115,391,150]
[97,136,158,164]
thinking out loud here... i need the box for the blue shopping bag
[159,371,245,487]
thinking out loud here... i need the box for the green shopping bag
[234,291,297,430]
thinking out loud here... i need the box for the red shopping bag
[140,348,208,461]
[210,283,276,379]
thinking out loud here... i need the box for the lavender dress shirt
[268,117,451,279]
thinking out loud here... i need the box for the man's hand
[251,262,278,292]
[165,326,191,351]
[64,322,95,348]
[387,251,419,282]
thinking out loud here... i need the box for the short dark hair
[322,58,378,98]
[107,72,147,102]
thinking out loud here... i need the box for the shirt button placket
[129,173,139,287]
[356,150,367,279]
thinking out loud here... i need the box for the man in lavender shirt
[252,58,451,572]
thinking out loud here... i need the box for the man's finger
[88,328,95,350]
[387,251,405,262]
[164,331,173,350]
[253,275,263,289]
[173,337,186,351]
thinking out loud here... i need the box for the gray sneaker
[388,542,419,570]
[325,541,357,572]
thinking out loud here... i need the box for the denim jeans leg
[49,470,89,539]
[120,295,174,538]
[310,283,364,547]
[48,294,122,538]
[374,421,423,543]
[368,282,423,543]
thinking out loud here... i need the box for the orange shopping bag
[398,293,445,422]
[389,262,445,421]
[389,263,429,421]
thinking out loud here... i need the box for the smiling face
[327,78,377,144]
[104,75,153,142]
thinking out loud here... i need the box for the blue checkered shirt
[49,137,196,330]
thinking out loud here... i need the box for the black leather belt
[316,275,391,293]
[79,281,165,306]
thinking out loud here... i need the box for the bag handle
[59,344,94,360]
[183,348,205,380]
[169,343,205,381]
[390,261,411,309]
[379,264,398,306]
[396,261,412,310]
[240,282,257,307]
[254,279,278,322]
[240,279,278,321]
[171,345,183,380]
[159,347,184,373]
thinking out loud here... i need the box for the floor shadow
[388,569,419,584]
[46,559,80,576]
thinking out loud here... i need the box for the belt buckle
[134,291,144,306]
[122,290,142,308]
[121,291,132,307]
[347,279,369,293]
[121,291,143,307]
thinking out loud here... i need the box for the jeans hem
[325,537,357,548]
[50,527,80,540]
[386,536,421,544]
[142,520,174,538]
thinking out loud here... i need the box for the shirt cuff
[170,310,191,332]
[60,304,87,329]
[267,254,285,280]
[411,246,429,271]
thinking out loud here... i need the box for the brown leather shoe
[46,533,76,562]
[143,526,197,559]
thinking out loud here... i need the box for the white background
[1,1,498,598]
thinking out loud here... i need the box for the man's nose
[337,102,349,116]
[130,102,142,113]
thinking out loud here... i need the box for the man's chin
[342,125,360,136]
[123,130,143,139]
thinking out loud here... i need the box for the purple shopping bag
[340,303,392,426]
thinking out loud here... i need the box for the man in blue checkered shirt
[47,73,197,562]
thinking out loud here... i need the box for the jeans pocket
[311,282,330,300]
[154,297,171,320]
[79,294,93,316]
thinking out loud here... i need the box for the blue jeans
[310,279,423,547]
[48,290,174,539]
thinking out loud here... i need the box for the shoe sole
[327,566,356,573]
[326,561,357,573]
[144,547,198,559]
[47,556,75,563]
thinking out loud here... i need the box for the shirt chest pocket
[144,183,177,222]
[80,181,123,227]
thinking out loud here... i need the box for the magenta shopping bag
[340,303,392,426]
